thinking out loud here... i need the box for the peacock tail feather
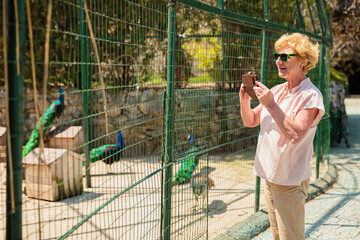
[82,131,124,168]
[82,144,118,163]
[22,95,64,158]
[172,146,199,185]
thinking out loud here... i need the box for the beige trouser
[265,179,310,240]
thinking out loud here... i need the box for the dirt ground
[0,153,326,240]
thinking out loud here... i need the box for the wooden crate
[48,126,83,154]
[0,146,5,162]
[23,148,84,201]
[0,127,6,162]
[0,127,6,145]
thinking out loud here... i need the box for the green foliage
[189,75,214,83]
[330,67,348,92]
[0,0,170,89]
[175,41,193,86]
[139,73,214,85]
[329,0,360,77]
[183,36,222,71]
[0,0,334,91]
[140,74,166,84]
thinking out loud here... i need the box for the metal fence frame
[3,0,332,239]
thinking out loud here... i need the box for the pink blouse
[254,78,325,186]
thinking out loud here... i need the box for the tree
[0,0,170,89]
[329,0,360,75]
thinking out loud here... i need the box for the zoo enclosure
[2,0,332,239]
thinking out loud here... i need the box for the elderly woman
[239,33,325,240]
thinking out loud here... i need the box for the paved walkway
[254,98,360,240]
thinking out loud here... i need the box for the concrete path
[253,98,360,240]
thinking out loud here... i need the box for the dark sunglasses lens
[280,54,288,62]
[274,53,290,62]
[273,53,280,61]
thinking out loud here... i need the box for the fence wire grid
[0,0,331,239]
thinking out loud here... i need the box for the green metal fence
[1,0,331,239]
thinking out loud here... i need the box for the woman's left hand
[253,81,276,108]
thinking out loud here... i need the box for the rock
[140,89,152,102]
[25,114,38,130]
[210,122,221,133]
[0,86,236,155]
[108,108,120,118]
[0,91,5,109]
[128,112,143,120]
[138,101,163,117]
[116,94,127,104]
[0,112,4,125]
[75,110,82,119]
[25,101,35,110]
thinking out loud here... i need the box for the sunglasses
[273,53,296,62]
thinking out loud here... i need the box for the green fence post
[306,0,319,34]
[260,2,269,87]
[316,0,327,37]
[79,0,92,188]
[315,0,326,38]
[163,1,176,239]
[206,86,212,239]
[315,127,321,179]
[218,0,227,144]
[316,43,325,179]
[323,0,332,41]
[217,0,224,9]
[315,0,326,179]
[6,0,25,239]
[254,0,269,213]
[296,0,305,29]
[325,48,331,167]
[260,0,269,87]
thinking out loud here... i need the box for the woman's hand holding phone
[253,81,275,108]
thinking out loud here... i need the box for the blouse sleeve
[301,90,325,127]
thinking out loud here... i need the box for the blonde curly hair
[275,33,319,73]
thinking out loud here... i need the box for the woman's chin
[278,72,287,78]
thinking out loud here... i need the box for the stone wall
[329,81,349,148]
[0,87,256,156]
[330,81,346,113]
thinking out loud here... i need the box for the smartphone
[242,72,258,100]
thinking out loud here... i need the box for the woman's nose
[275,58,283,65]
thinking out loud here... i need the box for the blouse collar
[287,77,310,94]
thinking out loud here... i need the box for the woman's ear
[300,62,306,71]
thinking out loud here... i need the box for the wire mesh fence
[1,0,331,239]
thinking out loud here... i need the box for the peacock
[22,88,65,158]
[172,135,199,185]
[190,174,215,209]
[83,131,124,174]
